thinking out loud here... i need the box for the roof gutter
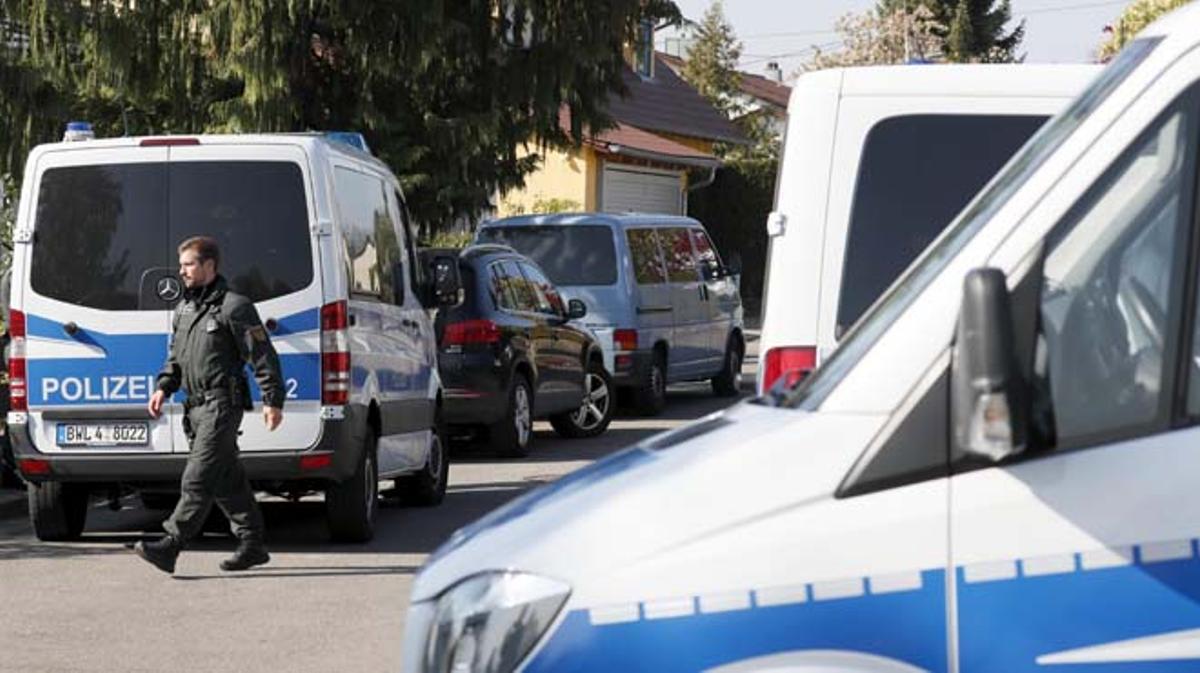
[687,165,718,193]
[602,143,721,170]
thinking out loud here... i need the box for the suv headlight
[405,572,571,673]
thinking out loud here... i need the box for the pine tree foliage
[878,0,1022,62]
[682,1,740,116]
[0,0,680,232]
[807,5,945,69]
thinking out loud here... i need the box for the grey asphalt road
[0,350,756,673]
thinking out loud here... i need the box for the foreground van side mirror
[951,268,1028,463]
[429,255,463,308]
[566,298,587,320]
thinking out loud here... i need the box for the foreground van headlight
[410,572,570,673]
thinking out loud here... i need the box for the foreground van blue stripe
[522,544,1200,672]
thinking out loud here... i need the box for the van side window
[520,262,565,316]
[691,229,722,281]
[627,229,667,285]
[1035,96,1197,449]
[661,228,699,283]
[334,167,401,302]
[393,190,423,297]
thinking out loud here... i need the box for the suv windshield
[478,225,617,286]
[32,160,313,310]
[776,37,1162,411]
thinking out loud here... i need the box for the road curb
[0,488,27,520]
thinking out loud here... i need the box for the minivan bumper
[8,405,369,485]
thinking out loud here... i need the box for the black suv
[435,245,614,457]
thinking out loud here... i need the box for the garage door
[602,166,683,215]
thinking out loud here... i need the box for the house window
[635,19,654,78]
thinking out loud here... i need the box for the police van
[756,63,1098,394]
[9,132,460,542]
[402,7,1200,672]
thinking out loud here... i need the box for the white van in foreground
[9,133,459,542]
[757,63,1098,393]
[403,7,1200,672]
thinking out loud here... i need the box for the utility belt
[183,377,253,412]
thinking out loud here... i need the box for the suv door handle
[401,318,421,332]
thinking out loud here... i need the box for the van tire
[632,353,667,416]
[29,481,89,541]
[712,338,744,397]
[395,415,449,506]
[551,361,614,438]
[325,434,378,543]
[491,375,533,458]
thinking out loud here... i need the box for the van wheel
[632,353,667,416]
[712,338,744,397]
[491,375,533,458]
[29,481,89,541]
[551,361,614,438]
[395,415,450,506]
[326,434,378,543]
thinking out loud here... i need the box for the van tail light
[443,319,501,346]
[762,346,816,392]
[8,308,26,412]
[613,329,638,352]
[321,301,350,406]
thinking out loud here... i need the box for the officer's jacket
[156,276,285,409]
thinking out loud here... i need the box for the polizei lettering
[40,375,156,404]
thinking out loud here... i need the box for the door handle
[401,318,421,332]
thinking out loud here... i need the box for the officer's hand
[148,390,166,419]
[264,406,282,431]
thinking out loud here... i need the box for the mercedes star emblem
[157,277,182,302]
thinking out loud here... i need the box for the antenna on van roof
[325,132,371,154]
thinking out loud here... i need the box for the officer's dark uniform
[155,275,284,547]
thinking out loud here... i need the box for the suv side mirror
[430,255,463,307]
[724,252,743,277]
[566,298,587,320]
[951,268,1028,463]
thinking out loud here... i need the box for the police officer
[134,236,284,574]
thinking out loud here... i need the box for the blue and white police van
[402,6,1200,672]
[9,131,460,542]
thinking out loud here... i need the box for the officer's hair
[178,236,220,269]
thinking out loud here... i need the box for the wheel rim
[364,451,377,521]
[571,372,611,430]
[514,385,532,446]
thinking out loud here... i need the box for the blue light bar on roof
[325,131,371,154]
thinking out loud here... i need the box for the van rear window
[478,225,616,286]
[836,114,1047,334]
[31,161,312,310]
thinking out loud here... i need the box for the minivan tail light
[613,329,638,352]
[443,319,501,346]
[8,308,26,412]
[762,346,816,392]
[321,301,350,406]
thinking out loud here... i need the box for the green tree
[1098,0,1192,61]
[808,5,944,69]
[0,0,680,236]
[878,0,1023,62]
[682,1,741,116]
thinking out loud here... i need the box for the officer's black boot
[134,535,182,574]
[220,541,270,571]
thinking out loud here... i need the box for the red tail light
[443,319,501,346]
[321,301,350,405]
[762,346,816,392]
[8,308,26,412]
[613,329,638,352]
[139,137,200,146]
[18,458,49,476]
[299,453,333,471]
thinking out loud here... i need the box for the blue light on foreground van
[63,121,95,142]
[325,132,371,154]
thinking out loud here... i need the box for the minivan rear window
[32,161,312,310]
[478,225,617,286]
[836,114,1047,334]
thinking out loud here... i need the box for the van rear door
[165,144,323,453]
[21,147,177,456]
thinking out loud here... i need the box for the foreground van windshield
[478,225,617,286]
[31,161,312,310]
[778,36,1161,411]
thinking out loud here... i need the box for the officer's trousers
[164,397,264,545]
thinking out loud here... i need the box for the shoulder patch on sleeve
[249,325,269,342]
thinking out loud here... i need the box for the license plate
[56,422,149,447]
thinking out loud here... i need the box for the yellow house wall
[497,145,593,217]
